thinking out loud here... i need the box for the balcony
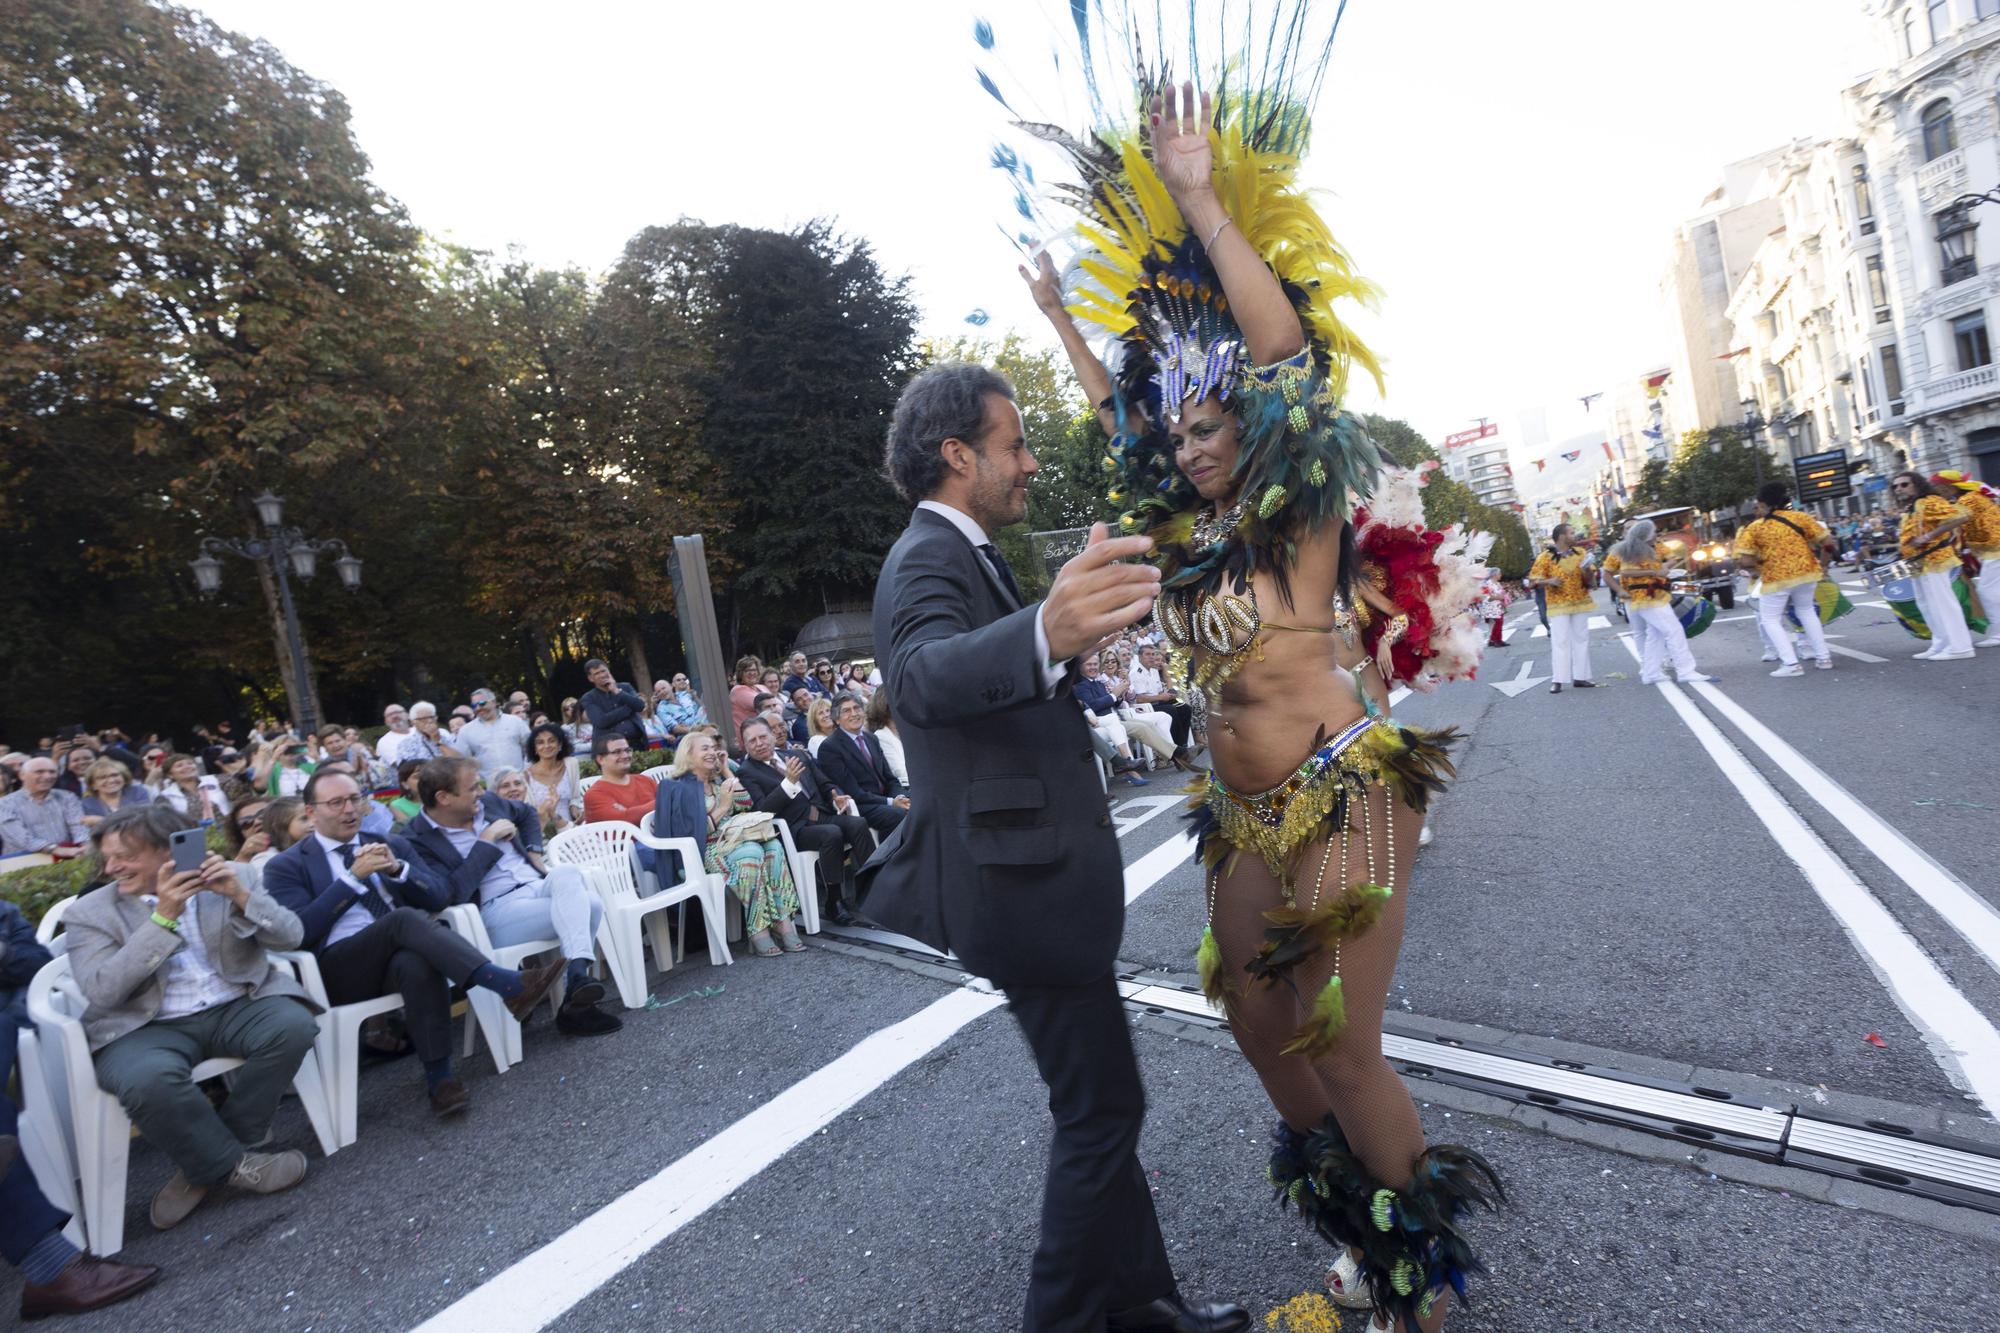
[1910,363,2000,414]
[1918,149,1969,203]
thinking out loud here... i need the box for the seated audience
[780,651,817,700]
[736,717,870,926]
[803,698,837,758]
[374,704,423,766]
[263,771,563,1117]
[64,805,321,1230]
[405,701,454,761]
[659,732,802,957]
[817,660,844,696]
[385,758,427,828]
[222,795,274,890]
[311,760,394,836]
[728,657,763,739]
[1122,643,1199,765]
[3,895,163,1318]
[402,756,618,1035]
[492,768,530,804]
[559,697,593,748]
[0,757,89,858]
[248,798,310,880]
[865,689,909,789]
[581,733,657,830]
[55,743,98,797]
[79,757,153,829]
[523,723,582,833]
[580,658,649,750]
[1075,656,1156,785]
[157,752,225,821]
[652,671,708,746]
[815,693,908,835]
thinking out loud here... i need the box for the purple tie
[853,732,869,760]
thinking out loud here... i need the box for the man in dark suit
[863,364,1245,1333]
[263,770,564,1117]
[815,693,907,836]
[736,716,871,925]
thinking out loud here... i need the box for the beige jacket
[61,874,315,1051]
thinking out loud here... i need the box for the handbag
[713,810,776,853]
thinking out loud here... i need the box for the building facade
[1445,440,1519,509]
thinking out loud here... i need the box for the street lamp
[1937,200,1979,286]
[1738,399,1769,492]
[189,492,362,735]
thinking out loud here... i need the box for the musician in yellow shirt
[1892,471,1974,659]
[1733,482,1834,676]
[1933,469,2000,648]
[1526,523,1596,693]
[1606,520,1717,685]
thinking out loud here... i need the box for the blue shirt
[654,691,708,735]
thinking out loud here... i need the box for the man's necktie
[978,542,1024,607]
[338,842,391,920]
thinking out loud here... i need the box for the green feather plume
[1281,975,1346,1058]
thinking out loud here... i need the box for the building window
[1982,0,2000,19]
[1853,164,1876,234]
[1882,344,1905,402]
[1922,99,1957,160]
[1846,272,1859,316]
[1866,255,1890,320]
[1861,353,1877,405]
[1953,311,1992,369]
[1907,9,1925,56]
[1931,0,1952,43]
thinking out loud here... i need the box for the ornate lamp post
[188,491,361,734]
[1737,399,1769,492]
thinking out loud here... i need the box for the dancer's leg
[1786,583,1829,662]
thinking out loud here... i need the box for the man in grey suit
[864,364,1246,1333]
[62,804,322,1231]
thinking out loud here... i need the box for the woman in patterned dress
[666,732,800,957]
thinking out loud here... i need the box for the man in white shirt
[455,688,530,781]
[1126,643,1195,756]
[373,703,423,766]
[403,757,618,1036]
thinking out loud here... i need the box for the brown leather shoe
[504,956,567,1021]
[428,1077,471,1118]
[21,1254,162,1320]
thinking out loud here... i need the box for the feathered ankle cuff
[1268,1117,1503,1331]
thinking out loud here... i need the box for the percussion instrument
[1880,567,1990,641]
[1780,578,1854,631]
[1669,590,1715,638]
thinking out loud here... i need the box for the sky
[192,0,1882,476]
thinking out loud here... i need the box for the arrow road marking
[1489,658,1550,698]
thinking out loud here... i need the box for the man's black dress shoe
[1106,1296,1251,1333]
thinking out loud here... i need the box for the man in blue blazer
[402,757,618,1036]
[863,365,1244,1333]
[815,694,907,836]
[263,770,564,1117]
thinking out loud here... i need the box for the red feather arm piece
[1354,508,1446,685]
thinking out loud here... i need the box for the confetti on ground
[1263,1292,1342,1332]
[1864,1032,1888,1048]
[647,985,726,1010]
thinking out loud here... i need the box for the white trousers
[482,863,603,962]
[1117,710,1179,758]
[1756,582,1828,666]
[1630,602,1699,681]
[1913,568,1974,655]
[1548,613,1593,685]
[1976,556,2000,641]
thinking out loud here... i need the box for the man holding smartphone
[62,804,322,1230]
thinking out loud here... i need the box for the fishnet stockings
[1210,784,1448,1331]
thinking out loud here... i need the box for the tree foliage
[1358,416,1534,578]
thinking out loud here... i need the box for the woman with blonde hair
[864,688,910,789]
[660,731,800,957]
[78,757,152,829]
[803,697,838,760]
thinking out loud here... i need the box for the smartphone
[170,827,206,876]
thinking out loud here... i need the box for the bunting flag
[1560,450,1581,463]
[1532,458,1546,472]
[1600,441,1615,461]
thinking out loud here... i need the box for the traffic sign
[1793,448,1851,502]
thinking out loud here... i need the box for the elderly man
[1127,643,1196,757]
[404,756,618,1035]
[814,693,908,836]
[457,688,532,781]
[736,717,871,925]
[580,658,649,751]
[652,672,707,745]
[374,703,422,766]
[404,700,454,762]
[0,756,89,858]
[263,771,562,1117]
[64,805,322,1229]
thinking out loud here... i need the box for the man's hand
[784,757,806,785]
[892,795,911,810]
[481,818,518,843]
[1043,523,1159,662]
[199,852,249,907]
[833,793,858,817]
[348,842,396,880]
[153,864,204,921]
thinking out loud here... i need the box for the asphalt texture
[8,572,1998,1330]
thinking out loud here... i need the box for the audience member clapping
[1075,656,1154,786]
[65,804,321,1229]
[735,716,870,926]
[523,723,582,833]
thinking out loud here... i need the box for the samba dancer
[1732,482,1834,676]
[1892,471,1975,661]
[1604,520,1716,685]
[1933,470,2000,648]
[1526,525,1595,693]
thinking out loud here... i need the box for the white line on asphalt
[1686,682,2000,978]
[1619,645,2000,1112]
[417,809,1203,1332]
[1824,643,1889,664]
[1109,793,1185,836]
[409,989,1008,1333]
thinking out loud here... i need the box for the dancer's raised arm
[1020,252,1122,439]
[1150,81,1304,366]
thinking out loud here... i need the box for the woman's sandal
[749,931,783,958]
[772,920,806,953]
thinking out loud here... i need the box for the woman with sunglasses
[221,796,273,889]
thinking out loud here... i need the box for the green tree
[1672,427,1762,517]
[1358,415,1534,578]
[1617,457,1684,520]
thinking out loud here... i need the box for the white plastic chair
[270,948,404,1151]
[25,954,337,1256]
[577,774,602,795]
[774,819,820,935]
[550,820,729,1009]
[439,904,565,1073]
[34,895,75,945]
[14,1025,87,1247]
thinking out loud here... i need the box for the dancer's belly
[1208,634,1367,793]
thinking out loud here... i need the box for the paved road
[10,581,1999,1330]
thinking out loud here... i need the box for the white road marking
[1109,793,1185,836]
[1530,624,1549,639]
[418,808,1203,1332]
[1857,600,1893,611]
[1489,658,1550,698]
[1687,681,2000,979]
[1588,614,1611,630]
[1619,643,2000,1112]
[1824,643,1888,664]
